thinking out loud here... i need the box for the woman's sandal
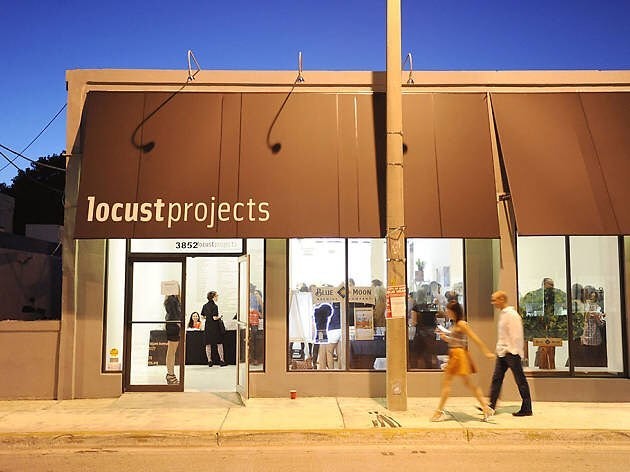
[165,373,179,385]
[482,407,495,421]
[430,410,449,422]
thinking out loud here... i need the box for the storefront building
[20,70,630,402]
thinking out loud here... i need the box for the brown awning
[403,93,499,238]
[76,91,502,240]
[491,92,627,236]
[75,91,385,239]
[579,93,630,234]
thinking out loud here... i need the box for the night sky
[1,0,629,183]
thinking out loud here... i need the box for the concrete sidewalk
[0,393,628,448]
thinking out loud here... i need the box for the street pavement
[0,393,628,448]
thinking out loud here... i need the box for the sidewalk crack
[335,398,347,428]
[216,408,230,446]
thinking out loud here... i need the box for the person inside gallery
[187,312,202,330]
[371,279,386,328]
[580,289,607,366]
[520,277,566,369]
[249,283,264,365]
[201,291,227,367]
[410,304,438,369]
[164,287,182,385]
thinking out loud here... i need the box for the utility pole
[385,0,407,411]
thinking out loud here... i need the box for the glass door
[124,260,185,391]
[236,255,250,402]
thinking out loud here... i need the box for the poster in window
[355,307,374,340]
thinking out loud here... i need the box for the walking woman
[431,300,495,422]
[201,291,227,367]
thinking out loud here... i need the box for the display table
[147,329,236,366]
[349,338,386,369]
[185,329,236,365]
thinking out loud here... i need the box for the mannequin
[314,303,336,369]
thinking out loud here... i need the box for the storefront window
[569,236,623,374]
[288,239,346,371]
[347,239,386,370]
[406,239,465,370]
[518,236,625,375]
[517,236,568,372]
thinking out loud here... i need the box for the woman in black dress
[164,293,182,384]
[201,291,226,367]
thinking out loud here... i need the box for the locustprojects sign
[85,195,270,231]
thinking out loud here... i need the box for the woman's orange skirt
[444,348,477,376]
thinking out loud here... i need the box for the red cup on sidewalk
[289,390,297,400]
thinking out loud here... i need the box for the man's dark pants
[489,353,532,413]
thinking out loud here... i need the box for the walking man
[488,291,533,416]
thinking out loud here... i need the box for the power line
[0,143,66,172]
[0,103,67,174]
[0,149,64,194]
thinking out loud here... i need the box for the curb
[217,428,630,446]
[1,428,629,449]
[0,431,219,449]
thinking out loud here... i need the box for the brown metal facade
[403,93,499,238]
[77,91,505,239]
[492,92,630,236]
[76,91,386,239]
[78,89,630,239]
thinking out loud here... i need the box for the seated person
[187,312,202,330]
[410,306,439,369]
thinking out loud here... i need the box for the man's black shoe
[512,410,533,417]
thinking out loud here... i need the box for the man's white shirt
[496,305,525,358]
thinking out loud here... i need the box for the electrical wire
[0,149,64,194]
[0,143,66,172]
[0,103,67,173]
